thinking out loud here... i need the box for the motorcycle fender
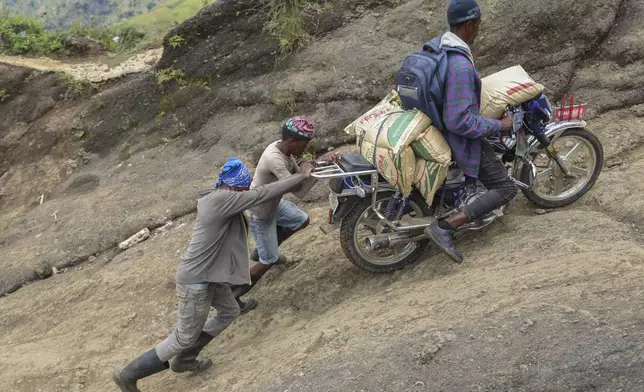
[527,120,586,153]
[331,195,362,223]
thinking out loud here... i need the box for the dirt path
[2,195,644,391]
[0,48,163,82]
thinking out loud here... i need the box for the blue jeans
[250,199,308,265]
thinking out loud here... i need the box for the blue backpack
[395,37,470,131]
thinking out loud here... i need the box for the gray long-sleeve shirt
[175,174,305,285]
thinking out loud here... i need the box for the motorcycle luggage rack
[313,163,432,233]
[312,163,378,179]
[554,93,586,122]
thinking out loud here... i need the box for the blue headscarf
[215,157,252,189]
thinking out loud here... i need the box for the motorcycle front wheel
[520,127,604,208]
[340,191,431,273]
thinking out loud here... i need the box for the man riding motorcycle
[424,0,517,262]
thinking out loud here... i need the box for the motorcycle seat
[339,154,375,173]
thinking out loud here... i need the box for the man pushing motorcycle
[231,117,338,307]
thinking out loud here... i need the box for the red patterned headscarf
[283,116,316,140]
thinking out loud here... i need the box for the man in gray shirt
[232,117,337,304]
[113,157,313,392]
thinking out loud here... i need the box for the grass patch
[59,73,91,99]
[168,35,185,48]
[274,91,297,115]
[156,67,211,90]
[116,0,210,43]
[265,0,326,55]
[156,67,186,85]
[0,89,9,103]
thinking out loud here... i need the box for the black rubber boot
[236,298,258,315]
[231,273,259,299]
[425,221,464,263]
[231,283,252,299]
[231,253,287,299]
[170,332,215,373]
[113,349,169,392]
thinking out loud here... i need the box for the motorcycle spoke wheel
[353,197,423,266]
[529,134,598,202]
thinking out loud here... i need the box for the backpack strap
[422,36,473,65]
[442,46,471,60]
[421,37,442,53]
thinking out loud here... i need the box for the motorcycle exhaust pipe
[364,232,426,252]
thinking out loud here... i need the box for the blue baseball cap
[447,0,482,25]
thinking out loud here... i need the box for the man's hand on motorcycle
[500,114,514,132]
[299,162,315,178]
[319,151,340,164]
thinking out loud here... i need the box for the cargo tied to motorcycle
[480,65,545,119]
[345,90,452,203]
[344,65,546,205]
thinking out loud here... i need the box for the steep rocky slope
[3,0,643,296]
[1,0,644,390]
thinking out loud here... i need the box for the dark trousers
[462,140,518,221]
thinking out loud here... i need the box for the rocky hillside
[2,0,642,296]
[1,0,644,390]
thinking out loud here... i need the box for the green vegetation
[265,0,326,55]
[59,73,91,99]
[0,0,168,31]
[168,34,185,48]
[156,67,186,85]
[0,1,206,51]
[0,89,9,103]
[1,0,327,59]
[0,14,69,55]
[116,0,210,42]
[273,91,296,115]
[0,13,144,56]
[1,0,324,57]
[67,22,145,51]
[156,67,211,91]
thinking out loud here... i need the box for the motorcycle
[312,93,604,273]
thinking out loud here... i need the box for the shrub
[0,13,145,56]
[265,0,325,55]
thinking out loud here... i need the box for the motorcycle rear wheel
[340,191,431,273]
